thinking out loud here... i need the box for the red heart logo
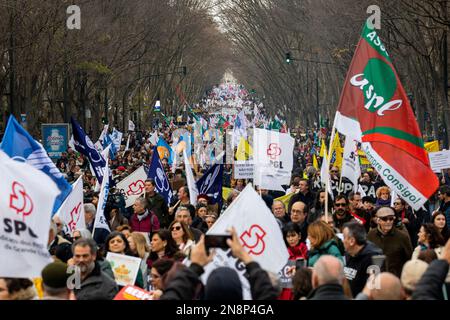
[10,181,34,220]
[127,180,145,196]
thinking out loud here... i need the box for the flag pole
[325,119,338,222]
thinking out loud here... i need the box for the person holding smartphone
[279,222,308,300]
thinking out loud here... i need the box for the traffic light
[285,52,291,64]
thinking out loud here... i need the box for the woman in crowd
[116,224,132,238]
[0,278,36,300]
[169,221,194,256]
[279,222,308,300]
[234,179,246,192]
[412,223,446,259]
[307,221,343,267]
[205,214,217,230]
[309,189,326,223]
[375,186,391,208]
[128,232,151,288]
[191,203,209,233]
[148,229,180,268]
[149,258,175,292]
[432,211,450,242]
[104,231,145,288]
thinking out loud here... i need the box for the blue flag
[148,147,173,205]
[71,117,114,187]
[102,134,117,160]
[196,163,223,205]
[156,138,174,165]
[0,116,72,214]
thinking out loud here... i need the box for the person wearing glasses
[332,195,355,233]
[367,207,413,277]
[169,221,195,256]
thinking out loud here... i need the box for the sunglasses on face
[171,226,182,231]
[379,216,395,222]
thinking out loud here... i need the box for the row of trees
[221,0,450,144]
[0,0,232,138]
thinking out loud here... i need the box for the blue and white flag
[70,117,114,187]
[111,128,123,151]
[148,147,173,206]
[102,133,117,160]
[0,116,72,214]
[93,147,111,238]
[196,163,223,205]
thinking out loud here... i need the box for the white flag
[183,149,198,205]
[341,136,361,193]
[124,134,131,152]
[116,166,148,207]
[253,128,294,191]
[149,131,159,146]
[0,150,59,278]
[321,153,334,200]
[93,147,111,235]
[202,184,289,299]
[128,120,135,131]
[98,124,109,143]
[55,176,86,234]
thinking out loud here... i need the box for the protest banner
[116,166,148,207]
[41,123,70,159]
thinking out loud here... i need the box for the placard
[234,161,254,179]
[41,123,69,159]
[106,252,142,287]
[429,150,450,173]
[114,285,153,300]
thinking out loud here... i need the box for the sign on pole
[41,123,70,159]
[428,150,450,173]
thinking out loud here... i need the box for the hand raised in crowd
[226,227,253,265]
[190,236,215,267]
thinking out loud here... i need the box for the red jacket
[130,210,160,234]
[279,243,308,300]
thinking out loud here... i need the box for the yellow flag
[313,154,319,170]
[357,149,371,165]
[274,193,294,211]
[222,187,233,201]
[331,133,343,168]
[319,139,327,157]
[235,137,253,161]
[424,140,439,153]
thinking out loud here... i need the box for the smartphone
[205,234,232,250]
[295,258,306,269]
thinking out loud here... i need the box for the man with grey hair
[130,197,160,234]
[84,203,96,233]
[272,200,289,229]
[308,255,350,300]
[176,206,203,242]
[367,206,413,277]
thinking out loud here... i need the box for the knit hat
[204,267,242,300]
[41,262,70,289]
[401,259,428,292]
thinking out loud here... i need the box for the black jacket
[412,260,449,300]
[74,262,119,300]
[307,283,350,300]
[146,192,170,229]
[288,191,316,213]
[344,241,383,297]
[161,261,279,300]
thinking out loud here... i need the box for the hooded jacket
[344,241,383,296]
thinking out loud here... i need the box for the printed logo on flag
[155,168,170,191]
[198,165,221,194]
[127,180,145,196]
[68,202,82,232]
[267,143,281,160]
[10,181,34,221]
[239,225,267,256]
